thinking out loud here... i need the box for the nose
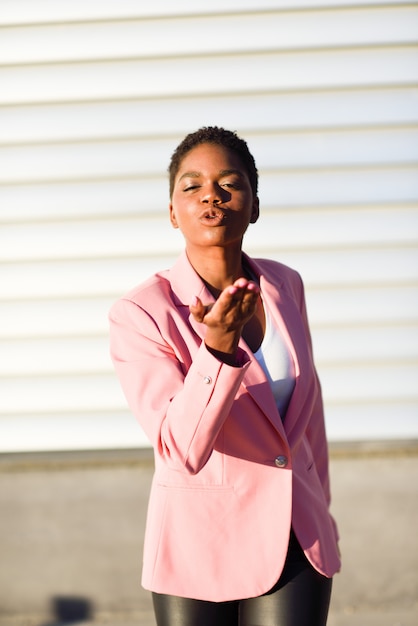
[201,182,224,204]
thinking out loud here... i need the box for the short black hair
[168,126,258,198]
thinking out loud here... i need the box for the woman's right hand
[190,278,259,364]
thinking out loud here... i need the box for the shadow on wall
[39,596,93,625]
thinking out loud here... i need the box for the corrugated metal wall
[1,1,417,452]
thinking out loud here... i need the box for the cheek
[169,205,192,232]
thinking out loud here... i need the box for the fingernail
[191,295,198,306]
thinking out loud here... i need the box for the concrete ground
[0,442,417,626]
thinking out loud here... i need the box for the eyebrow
[178,169,244,182]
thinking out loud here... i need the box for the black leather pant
[152,531,333,626]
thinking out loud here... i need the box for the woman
[109,127,341,625]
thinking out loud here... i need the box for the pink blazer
[109,251,341,602]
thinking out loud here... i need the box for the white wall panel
[1,0,415,25]
[314,324,418,363]
[260,167,418,205]
[307,285,418,326]
[1,362,416,415]
[0,179,168,221]
[2,284,417,341]
[0,337,109,376]
[326,402,418,441]
[2,127,418,184]
[0,412,146,453]
[1,1,417,452]
[1,400,416,453]
[1,246,417,302]
[2,6,417,64]
[320,363,418,403]
[1,207,417,262]
[0,375,124,414]
[2,324,417,379]
[1,88,417,145]
[0,298,114,338]
[267,247,418,287]
[1,47,417,105]
[1,168,418,228]
[0,257,178,299]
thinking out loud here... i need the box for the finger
[227,277,250,295]
[236,284,260,318]
[226,280,259,302]
[189,295,208,322]
[215,284,259,324]
[241,288,259,313]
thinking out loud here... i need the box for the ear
[250,197,260,224]
[169,202,179,229]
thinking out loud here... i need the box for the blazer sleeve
[109,297,251,474]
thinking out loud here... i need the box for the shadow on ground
[39,596,94,626]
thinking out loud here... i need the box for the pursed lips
[199,207,227,225]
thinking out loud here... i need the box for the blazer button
[203,376,212,384]
[275,455,288,468]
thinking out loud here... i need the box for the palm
[191,278,259,332]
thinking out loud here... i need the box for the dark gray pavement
[0,442,417,626]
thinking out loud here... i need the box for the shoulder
[247,256,306,312]
[254,257,301,280]
[253,256,304,290]
[109,268,178,324]
[122,269,173,306]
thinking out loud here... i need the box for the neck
[185,244,246,296]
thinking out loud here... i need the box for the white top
[253,304,296,419]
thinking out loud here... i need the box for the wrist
[204,343,239,367]
[204,327,241,356]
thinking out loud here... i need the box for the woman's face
[169,143,259,252]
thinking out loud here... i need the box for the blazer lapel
[238,347,287,437]
[255,261,315,441]
[244,256,313,436]
[168,251,216,340]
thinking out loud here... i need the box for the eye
[183,184,200,192]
